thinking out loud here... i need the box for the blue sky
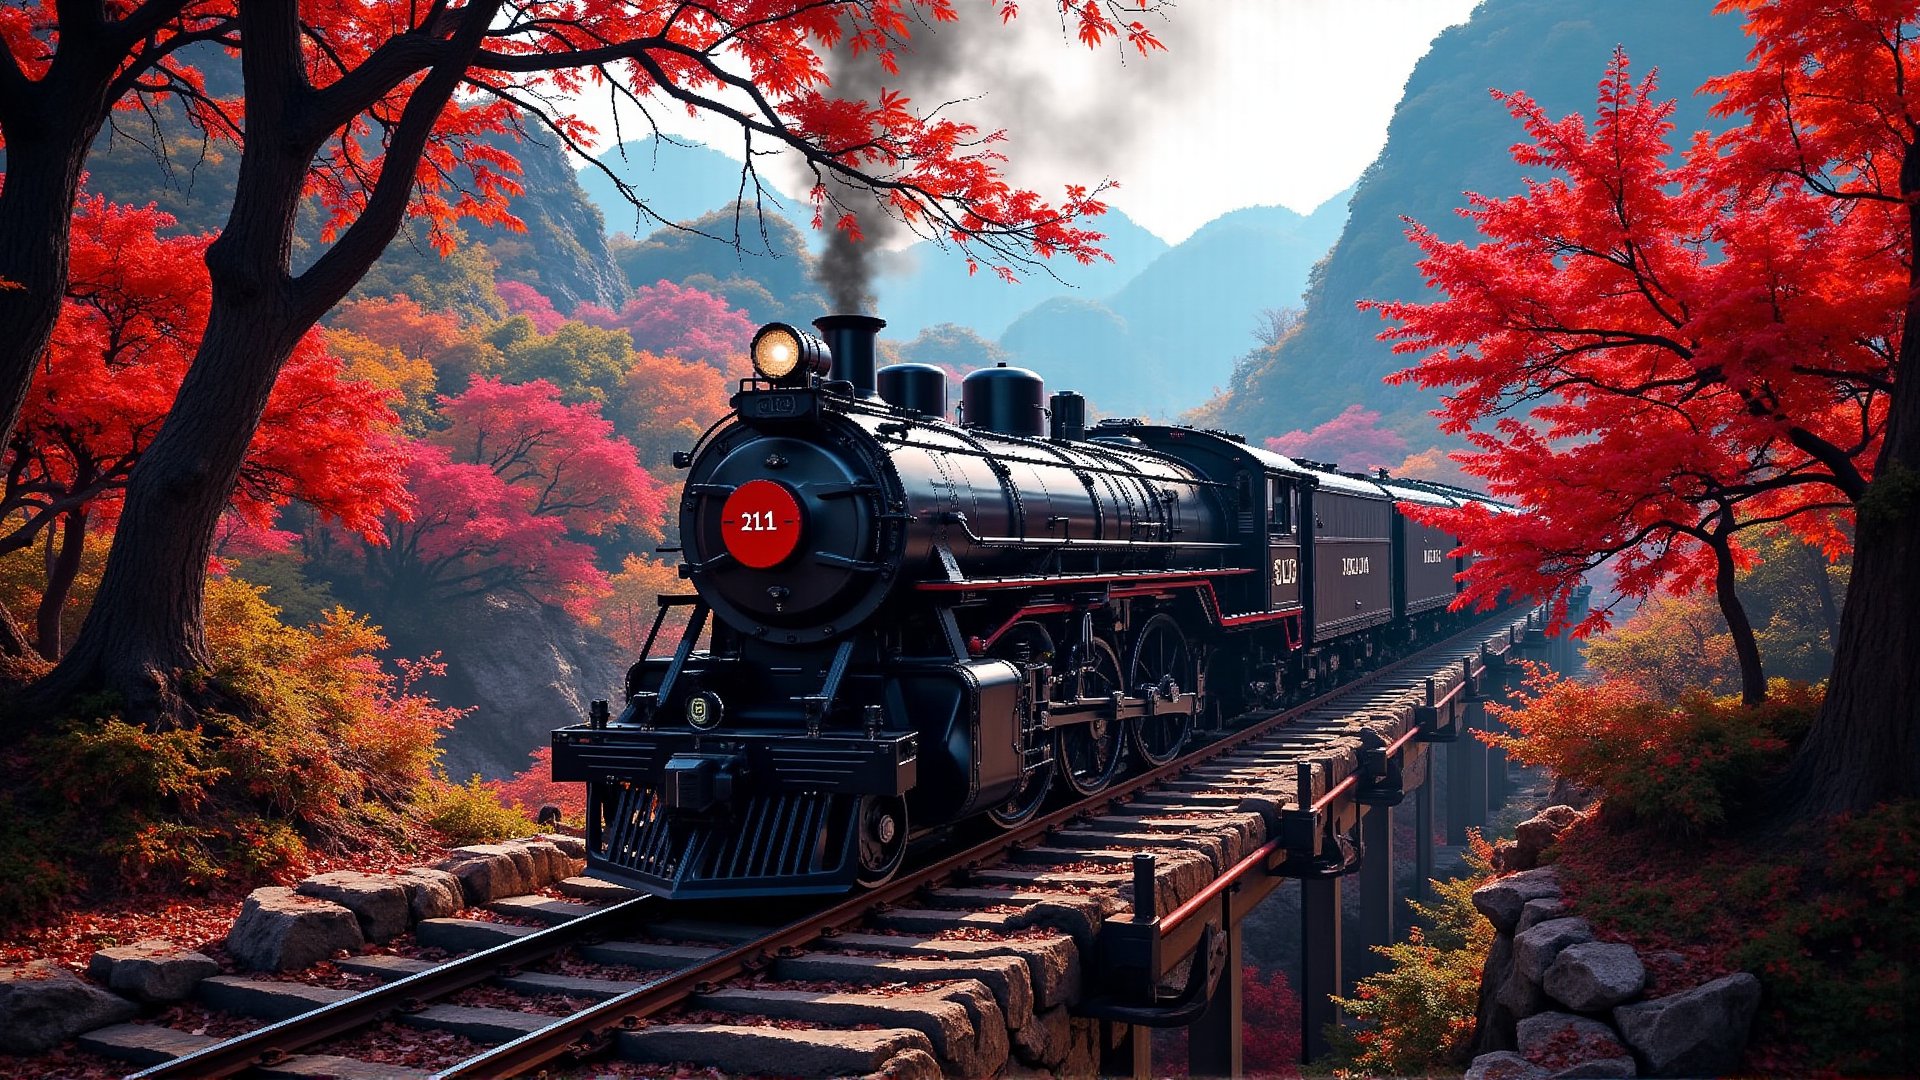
[566,1,1481,243]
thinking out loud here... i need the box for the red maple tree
[1373,50,1886,705]
[497,281,565,334]
[322,378,660,618]
[3,196,404,657]
[577,279,759,368]
[1376,1,1920,812]
[1266,405,1410,473]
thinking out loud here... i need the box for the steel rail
[431,613,1519,1078]
[126,895,658,1080]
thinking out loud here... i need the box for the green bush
[420,776,538,846]
[1329,833,1497,1076]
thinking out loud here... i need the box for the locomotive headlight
[750,322,831,385]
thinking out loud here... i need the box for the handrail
[1159,837,1283,936]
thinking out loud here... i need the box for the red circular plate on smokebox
[721,479,805,569]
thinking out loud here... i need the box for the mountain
[1205,0,1754,442]
[471,129,628,310]
[995,195,1349,418]
[872,207,1171,340]
[579,136,809,235]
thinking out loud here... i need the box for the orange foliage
[591,553,690,654]
[1487,662,1817,834]
[616,350,734,470]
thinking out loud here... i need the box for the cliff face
[472,129,630,312]
[1208,0,1753,441]
[428,594,629,781]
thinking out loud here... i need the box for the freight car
[552,314,1509,899]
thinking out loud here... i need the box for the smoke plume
[810,3,1197,314]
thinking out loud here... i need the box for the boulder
[1467,1051,1552,1080]
[0,961,138,1053]
[295,871,411,942]
[1498,917,1594,1022]
[1518,898,1569,934]
[86,940,219,1003]
[225,887,365,972]
[437,845,532,904]
[1473,867,1563,934]
[1545,942,1646,1012]
[1499,805,1584,871]
[395,866,465,921]
[1514,918,1595,984]
[1613,972,1761,1078]
[1516,1012,1635,1078]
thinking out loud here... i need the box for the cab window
[1268,478,1293,535]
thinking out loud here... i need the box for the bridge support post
[1188,906,1244,1078]
[1482,688,1511,810]
[1301,874,1342,1064]
[1448,701,1487,844]
[1414,770,1434,902]
[1100,1021,1152,1079]
[1358,805,1394,979]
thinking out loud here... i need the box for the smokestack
[813,314,886,398]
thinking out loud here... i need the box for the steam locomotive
[552,314,1508,899]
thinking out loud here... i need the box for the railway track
[103,612,1529,1079]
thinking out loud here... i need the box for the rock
[1473,867,1563,934]
[538,832,587,859]
[1613,972,1761,1078]
[395,866,464,921]
[505,839,566,885]
[1499,805,1584,871]
[619,1023,937,1078]
[1467,1051,1552,1080]
[1516,1012,1635,1077]
[0,961,138,1053]
[1545,942,1646,1012]
[86,940,219,1003]
[295,871,411,942]
[1473,930,1519,1054]
[1518,898,1569,934]
[225,887,365,972]
[1514,918,1595,984]
[437,845,532,904]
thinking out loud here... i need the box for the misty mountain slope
[580,136,810,237]
[872,206,1171,340]
[996,196,1349,419]
[1207,0,1754,442]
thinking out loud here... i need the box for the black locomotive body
[552,315,1503,899]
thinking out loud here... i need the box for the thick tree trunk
[36,509,89,659]
[0,99,111,668]
[1779,141,1920,819]
[1708,532,1766,707]
[33,302,305,721]
[24,0,497,724]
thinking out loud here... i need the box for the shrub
[1486,664,1816,835]
[492,745,585,824]
[420,776,539,845]
[0,576,468,921]
[1329,832,1496,1077]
